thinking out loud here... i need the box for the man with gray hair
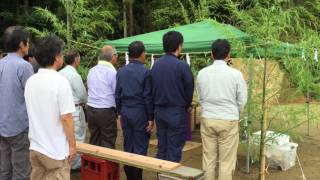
[86,45,118,148]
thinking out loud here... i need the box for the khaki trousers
[201,118,239,180]
[30,150,70,180]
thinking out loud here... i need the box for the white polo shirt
[196,60,247,120]
[25,68,75,160]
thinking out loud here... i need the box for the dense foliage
[1,1,319,178]
[0,0,319,93]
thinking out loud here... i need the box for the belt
[75,103,85,107]
[86,105,115,110]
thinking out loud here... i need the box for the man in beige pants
[25,36,76,180]
[196,39,247,180]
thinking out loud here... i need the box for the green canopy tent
[101,19,300,58]
[101,19,252,54]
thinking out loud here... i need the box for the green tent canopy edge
[99,19,300,58]
[100,19,252,54]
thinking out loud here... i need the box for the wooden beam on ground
[149,140,202,152]
[76,143,204,179]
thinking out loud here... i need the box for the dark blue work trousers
[121,107,150,180]
[155,107,188,162]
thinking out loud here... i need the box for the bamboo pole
[245,56,254,173]
[306,53,311,136]
[259,47,268,180]
[66,0,72,50]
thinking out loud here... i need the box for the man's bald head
[99,45,117,61]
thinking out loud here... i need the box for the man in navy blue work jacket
[115,41,154,180]
[151,31,194,162]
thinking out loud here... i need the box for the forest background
[0,0,320,96]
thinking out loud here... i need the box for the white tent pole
[151,54,155,69]
[125,52,129,65]
[186,53,191,66]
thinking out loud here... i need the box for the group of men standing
[84,31,194,179]
[0,25,247,180]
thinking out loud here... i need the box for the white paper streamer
[302,50,306,61]
[315,49,318,63]
[186,53,191,66]
[125,52,129,65]
[150,54,154,69]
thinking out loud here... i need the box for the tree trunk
[24,0,29,14]
[128,1,134,36]
[123,0,127,38]
[66,0,72,50]
[16,0,20,16]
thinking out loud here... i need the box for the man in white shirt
[59,50,87,170]
[196,39,247,180]
[25,36,76,180]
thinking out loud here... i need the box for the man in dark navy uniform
[115,41,154,180]
[151,31,194,162]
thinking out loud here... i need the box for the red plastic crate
[81,155,119,180]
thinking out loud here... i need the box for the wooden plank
[76,142,180,171]
[149,140,202,152]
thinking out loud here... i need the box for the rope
[69,39,318,56]
[70,40,100,49]
[296,152,307,180]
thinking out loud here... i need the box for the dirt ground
[71,118,320,180]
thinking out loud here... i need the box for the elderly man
[0,26,33,180]
[87,45,118,148]
[59,50,87,170]
[197,39,247,180]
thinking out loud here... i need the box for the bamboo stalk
[245,56,254,174]
[306,55,311,136]
[66,0,72,50]
[259,47,268,180]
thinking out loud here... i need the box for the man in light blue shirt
[197,39,247,180]
[0,26,33,180]
[86,45,118,148]
[59,50,87,170]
